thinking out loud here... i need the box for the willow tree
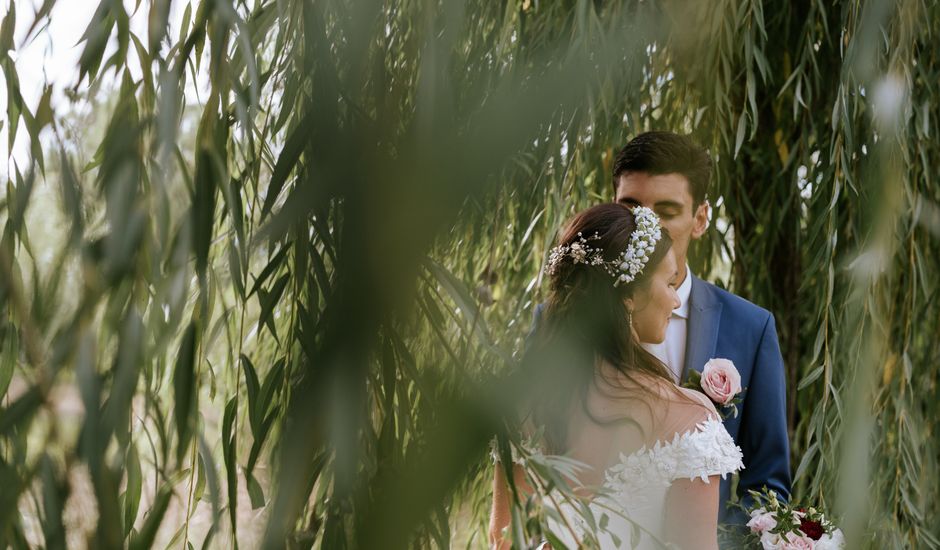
[0,0,937,549]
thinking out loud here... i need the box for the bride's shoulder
[658,387,720,438]
[675,386,718,416]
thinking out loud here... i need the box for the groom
[611,131,791,525]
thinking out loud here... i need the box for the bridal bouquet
[683,358,744,418]
[741,489,845,549]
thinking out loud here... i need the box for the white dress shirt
[641,265,692,382]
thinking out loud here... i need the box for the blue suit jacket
[529,275,791,524]
[684,275,791,524]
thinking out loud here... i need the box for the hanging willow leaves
[122,443,143,538]
[0,0,937,548]
[128,486,172,550]
[0,386,42,437]
[174,321,198,464]
[39,454,67,550]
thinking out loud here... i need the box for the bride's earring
[625,299,636,337]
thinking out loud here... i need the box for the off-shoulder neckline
[615,414,725,459]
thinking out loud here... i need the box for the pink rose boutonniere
[683,358,744,418]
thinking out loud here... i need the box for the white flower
[747,509,778,534]
[569,242,586,262]
[814,529,845,550]
[760,531,784,550]
[544,206,663,288]
[612,206,662,287]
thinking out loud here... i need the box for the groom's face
[614,171,708,280]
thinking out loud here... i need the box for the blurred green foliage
[0,0,937,548]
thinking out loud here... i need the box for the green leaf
[734,112,747,159]
[174,322,198,464]
[0,458,29,535]
[793,442,819,482]
[425,259,494,349]
[193,146,219,277]
[39,454,67,550]
[0,385,42,436]
[148,0,172,52]
[57,148,85,242]
[2,56,22,152]
[246,406,279,475]
[0,1,15,53]
[104,309,144,443]
[197,436,221,549]
[256,359,285,425]
[228,240,245,300]
[221,176,246,256]
[308,241,331,298]
[248,244,289,298]
[123,443,142,538]
[10,166,34,235]
[240,354,261,437]
[0,324,16,399]
[246,470,265,509]
[260,111,314,221]
[257,273,289,342]
[77,1,115,85]
[128,486,172,550]
[221,396,238,542]
[798,365,825,391]
[33,85,54,131]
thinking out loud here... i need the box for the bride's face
[628,248,681,344]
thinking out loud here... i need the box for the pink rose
[780,532,816,550]
[701,358,742,405]
[747,509,778,534]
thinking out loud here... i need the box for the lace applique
[518,418,743,549]
[604,416,744,492]
[669,417,744,482]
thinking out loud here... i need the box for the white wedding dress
[503,414,743,549]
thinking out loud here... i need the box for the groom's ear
[690,201,709,240]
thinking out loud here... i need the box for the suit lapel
[682,275,723,382]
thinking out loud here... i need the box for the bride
[489,204,743,549]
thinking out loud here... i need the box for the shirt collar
[674,264,692,319]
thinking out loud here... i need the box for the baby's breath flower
[544,207,663,287]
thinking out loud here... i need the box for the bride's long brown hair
[527,203,679,454]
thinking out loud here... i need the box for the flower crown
[545,206,663,287]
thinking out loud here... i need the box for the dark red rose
[800,517,825,540]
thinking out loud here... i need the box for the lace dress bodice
[504,416,743,549]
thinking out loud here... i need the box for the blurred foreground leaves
[0,0,937,549]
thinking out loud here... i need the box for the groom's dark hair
[611,131,712,207]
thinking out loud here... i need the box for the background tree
[0,0,937,548]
